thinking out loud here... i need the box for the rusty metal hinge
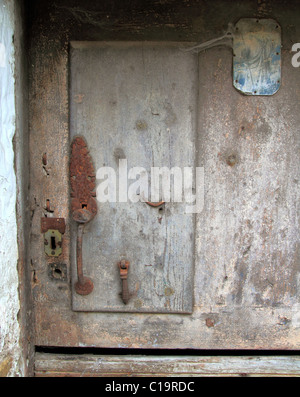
[70,136,97,295]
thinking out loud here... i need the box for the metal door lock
[44,229,62,256]
[41,217,66,257]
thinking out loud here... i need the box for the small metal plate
[41,217,66,234]
[44,229,62,257]
[233,19,281,95]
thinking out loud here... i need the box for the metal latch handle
[70,136,97,296]
[74,216,94,295]
[119,260,130,304]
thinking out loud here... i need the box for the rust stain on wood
[70,136,97,218]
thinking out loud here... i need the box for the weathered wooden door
[69,42,197,315]
[29,1,300,352]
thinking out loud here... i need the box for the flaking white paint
[0,0,22,377]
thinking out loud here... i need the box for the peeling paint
[0,0,24,377]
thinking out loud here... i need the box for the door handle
[70,136,97,295]
[73,210,94,295]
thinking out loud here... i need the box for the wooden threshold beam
[35,353,300,377]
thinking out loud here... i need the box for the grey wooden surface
[70,42,197,313]
[35,353,300,377]
[29,0,300,351]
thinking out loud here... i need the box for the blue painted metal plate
[233,19,281,95]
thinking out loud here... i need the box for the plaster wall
[0,0,24,377]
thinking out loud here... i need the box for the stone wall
[0,0,28,377]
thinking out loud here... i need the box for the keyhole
[53,268,62,278]
[51,236,56,250]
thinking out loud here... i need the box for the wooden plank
[35,353,300,377]
[69,42,197,314]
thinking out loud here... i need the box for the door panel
[29,0,300,350]
[70,42,197,313]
